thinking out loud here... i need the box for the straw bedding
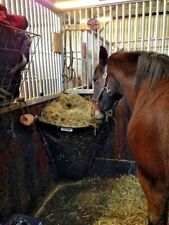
[39,93,96,128]
[94,175,147,225]
[37,175,147,225]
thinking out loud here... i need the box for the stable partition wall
[62,0,169,93]
[0,0,63,103]
[0,0,168,100]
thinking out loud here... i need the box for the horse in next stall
[92,46,169,225]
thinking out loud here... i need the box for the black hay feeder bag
[37,120,98,180]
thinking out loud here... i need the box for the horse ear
[99,46,108,67]
[117,47,124,52]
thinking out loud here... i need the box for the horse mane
[136,51,169,91]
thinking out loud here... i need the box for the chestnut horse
[92,46,169,225]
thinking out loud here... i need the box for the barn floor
[35,175,147,225]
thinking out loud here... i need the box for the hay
[94,175,147,225]
[39,93,96,128]
[36,175,148,225]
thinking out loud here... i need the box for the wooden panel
[52,32,62,53]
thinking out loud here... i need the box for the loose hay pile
[36,175,147,225]
[94,175,147,225]
[39,93,96,128]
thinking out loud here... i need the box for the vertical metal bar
[97,7,100,59]
[91,8,94,78]
[79,9,83,88]
[15,1,21,17]
[50,12,59,93]
[28,0,36,98]
[42,6,48,94]
[27,0,35,98]
[63,12,68,91]
[77,10,80,88]
[19,0,28,99]
[32,0,41,97]
[68,11,71,82]
[20,0,25,22]
[141,1,145,50]
[37,3,45,96]
[58,13,63,92]
[20,0,25,20]
[47,9,54,94]
[10,0,16,13]
[122,3,125,50]
[28,0,33,33]
[25,0,32,99]
[147,0,152,51]
[61,13,65,91]
[42,6,48,95]
[4,0,10,12]
[74,10,78,85]
[134,2,138,50]
[28,0,36,97]
[85,8,89,89]
[58,14,63,92]
[115,4,118,50]
[103,6,106,47]
[154,0,159,51]
[44,6,51,95]
[64,11,69,90]
[44,6,50,95]
[128,3,131,51]
[79,11,81,87]
[20,0,27,99]
[162,0,167,53]
[55,15,59,92]
[50,11,55,94]
[24,0,32,99]
[58,15,63,91]
[40,5,47,96]
[109,5,112,55]
[58,11,65,91]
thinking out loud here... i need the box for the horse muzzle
[91,102,105,120]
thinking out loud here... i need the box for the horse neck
[117,70,137,111]
[110,51,140,111]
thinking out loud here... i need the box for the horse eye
[93,77,97,82]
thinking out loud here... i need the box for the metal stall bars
[0,23,40,108]
[62,0,169,94]
[0,0,63,105]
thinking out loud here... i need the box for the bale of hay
[39,93,96,128]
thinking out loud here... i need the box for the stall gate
[0,0,62,105]
[62,0,169,93]
[0,0,168,103]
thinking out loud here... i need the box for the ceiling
[35,0,129,12]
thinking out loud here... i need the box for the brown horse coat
[93,47,169,225]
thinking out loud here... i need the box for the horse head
[92,46,122,119]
